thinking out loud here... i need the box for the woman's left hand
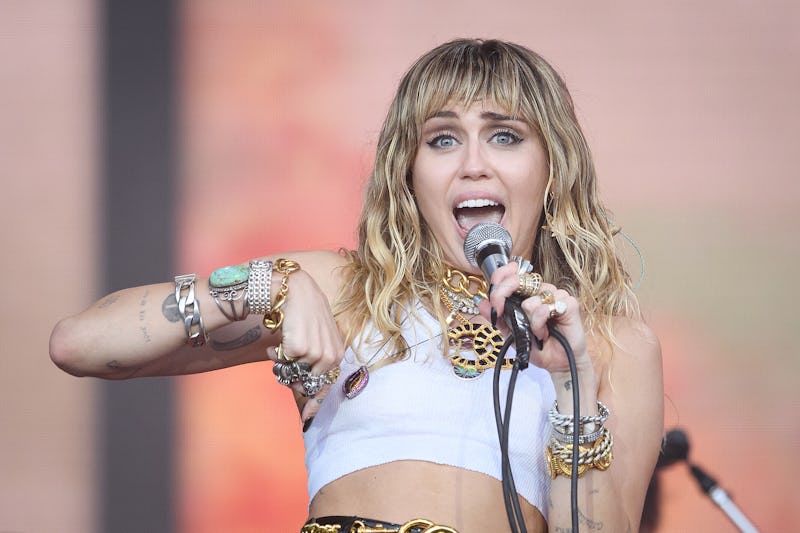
[480,262,590,377]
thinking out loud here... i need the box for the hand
[480,262,590,377]
[264,269,344,422]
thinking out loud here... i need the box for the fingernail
[303,417,315,432]
[490,307,498,328]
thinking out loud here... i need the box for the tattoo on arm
[553,506,605,532]
[578,508,603,530]
[210,326,262,351]
[564,380,572,391]
[97,294,120,309]
[162,293,181,322]
[107,360,122,369]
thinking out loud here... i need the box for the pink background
[2,1,798,531]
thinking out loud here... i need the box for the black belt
[301,516,459,533]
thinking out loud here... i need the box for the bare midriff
[308,460,546,533]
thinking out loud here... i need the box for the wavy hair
[335,38,639,359]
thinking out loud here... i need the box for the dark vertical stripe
[102,1,177,532]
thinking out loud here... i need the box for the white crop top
[303,305,556,518]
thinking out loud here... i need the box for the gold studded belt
[301,516,459,533]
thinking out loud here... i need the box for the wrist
[550,367,599,414]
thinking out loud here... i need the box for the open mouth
[453,198,505,233]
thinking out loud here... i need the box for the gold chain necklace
[342,267,514,399]
[440,267,514,379]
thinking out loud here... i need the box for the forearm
[49,277,269,379]
[546,371,633,533]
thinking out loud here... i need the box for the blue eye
[492,130,522,145]
[427,134,458,149]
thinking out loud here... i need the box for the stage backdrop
[177,2,800,532]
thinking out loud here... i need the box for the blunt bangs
[406,40,542,130]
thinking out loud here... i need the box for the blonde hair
[335,38,639,359]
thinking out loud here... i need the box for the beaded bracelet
[551,424,606,445]
[247,259,273,315]
[262,258,301,332]
[174,273,208,347]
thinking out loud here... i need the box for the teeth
[456,199,499,209]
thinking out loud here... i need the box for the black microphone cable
[492,314,581,533]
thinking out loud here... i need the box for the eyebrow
[428,110,517,121]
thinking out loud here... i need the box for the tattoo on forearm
[579,508,603,530]
[140,326,152,343]
[564,380,572,391]
[162,293,181,322]
[554,508,605,532]
[210,326,262,351]
[138,290,149,322]
[97,294,120,309]
[107,360,122,369]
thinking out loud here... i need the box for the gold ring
[539,290,555,305]
[549,300,568,318]
[516,272,543,297]
[275,343,295,362]
[325,366,341,383]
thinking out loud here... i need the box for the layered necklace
[342,267,512,398]
[440,267,512,379]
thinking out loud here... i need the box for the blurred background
[2,0,798,531]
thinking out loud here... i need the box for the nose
[459,140,490,180]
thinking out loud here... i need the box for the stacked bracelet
[545,427,614,479]
[262,258,301,332]
[545,401,614,478]
[209,264,250,321]
[174,273,208,347]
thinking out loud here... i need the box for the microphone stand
[688,462,760,533]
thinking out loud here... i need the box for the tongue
[455,206,504,232]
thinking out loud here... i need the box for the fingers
[482,262,580,343]
[520,286,575,340]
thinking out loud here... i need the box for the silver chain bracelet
[174,273,208,347]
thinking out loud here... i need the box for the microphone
[657,428,761,533]
[464,222,537,368]
[657,428,690,468]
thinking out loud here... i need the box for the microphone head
[464,222,512,268]
[657,428,690,468]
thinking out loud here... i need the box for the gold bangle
[262,258,301,332]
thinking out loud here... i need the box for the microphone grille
[463,222,512,267]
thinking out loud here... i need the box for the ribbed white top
[303,306,555,519]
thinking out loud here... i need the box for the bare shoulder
[595,316,663,393]
[610,316,661,362]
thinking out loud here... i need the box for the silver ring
[548,300,568,318]
[511,256,534,275]
[272,360,310,386]
[299,367,341,397]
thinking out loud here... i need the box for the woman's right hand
[264,267,345,423]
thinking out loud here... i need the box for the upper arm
[596,319,664,528]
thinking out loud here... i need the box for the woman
[50,39,663,532]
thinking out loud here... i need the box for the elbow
[49,317,89,377]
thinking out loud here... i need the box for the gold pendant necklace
[343,267,514,399]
